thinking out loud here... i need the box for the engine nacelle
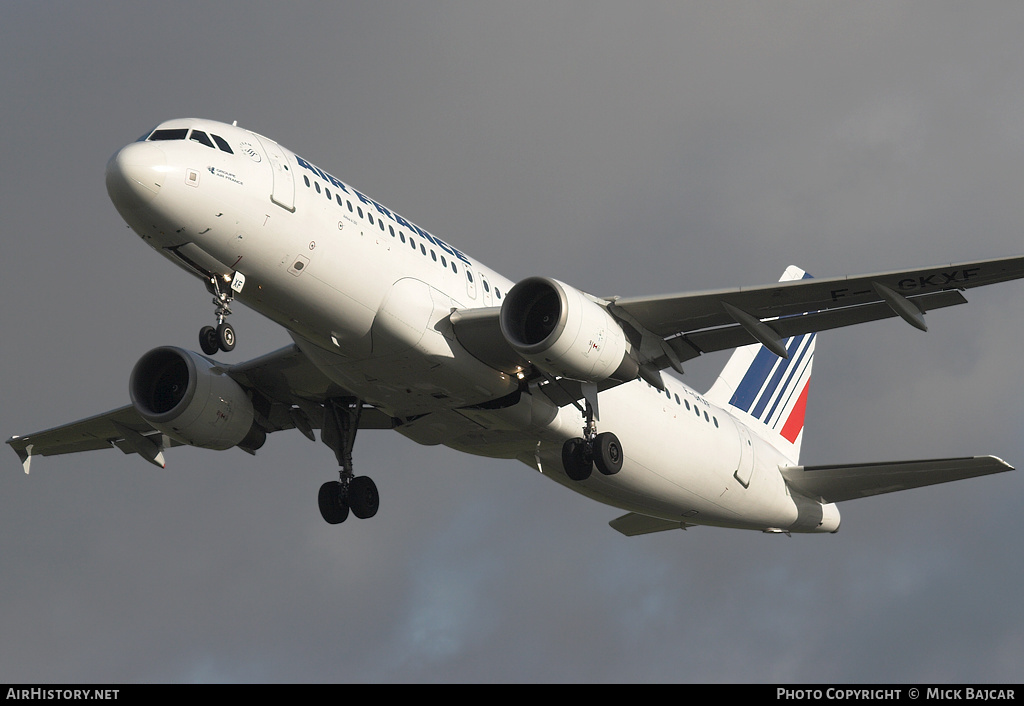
[499,277,639,383]
[129,346,264,451]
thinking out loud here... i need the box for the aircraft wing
[609,255,1024,365]
[780,455,1013,503]
[452,256,1024,401]
[7,344,394,472]
[7,405,185,472]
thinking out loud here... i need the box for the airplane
[7,117,1022,535]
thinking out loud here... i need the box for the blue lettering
[296,155,318,176]
[433,239,456,257]
[297,154,473,265]
[295,156,348,192]
[412,224,438,246]
[328,174,348,193]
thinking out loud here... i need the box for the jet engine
[129,346,265,452]
[499,277,639,383]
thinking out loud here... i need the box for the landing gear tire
[199,326,219,356]
[318,481,349,524]
[348,476,379,519]
[216,322,236,352]
[562,437,593,481]
[593,432,623,475]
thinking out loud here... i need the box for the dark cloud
[2,1,1022,683]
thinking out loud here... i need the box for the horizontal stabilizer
[609,512,697,536]
[781,455,1013,503]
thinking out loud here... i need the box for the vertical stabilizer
[705,266,815,464]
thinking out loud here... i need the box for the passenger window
[211,134,233,153]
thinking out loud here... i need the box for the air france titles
[294,155,472,266]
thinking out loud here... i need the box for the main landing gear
[317,399,380,525]
[560,396,623,481]
[199,274,237,355]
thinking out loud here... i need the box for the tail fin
[705,266,815,464]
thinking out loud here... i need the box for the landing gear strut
[561,396,623,481]
[318,398,380,524]
[199,274,236,355]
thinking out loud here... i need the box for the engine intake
[129,346,263,451]
[500,277,638,383]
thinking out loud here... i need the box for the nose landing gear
[199,274,238,355]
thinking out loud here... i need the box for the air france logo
[238,142,261,163]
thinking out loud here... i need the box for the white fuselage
[107,118,839,533]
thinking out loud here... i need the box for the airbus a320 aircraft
[9,118,1023,535]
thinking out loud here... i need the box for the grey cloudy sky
[2,1,1023,683]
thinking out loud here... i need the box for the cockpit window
[210,134,233,154]
[189,130,215,148]
[145,127,234,154]
[148,128,189,141]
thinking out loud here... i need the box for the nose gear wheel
[198,275,237,354]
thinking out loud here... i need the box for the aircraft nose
[105,141,167,209]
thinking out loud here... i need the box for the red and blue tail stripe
[727,330,814,444]
[705,267,816,463]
